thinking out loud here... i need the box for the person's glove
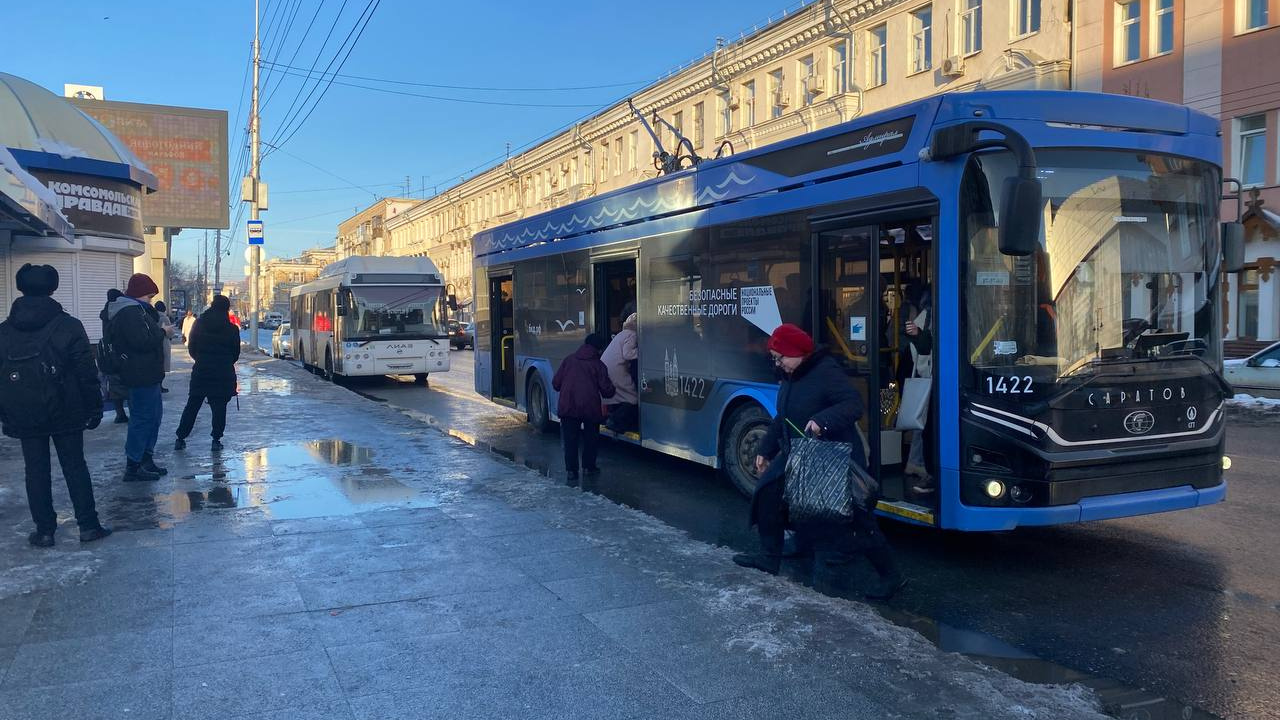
[85,414,103,430]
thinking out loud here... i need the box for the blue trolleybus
[471,91,1242,531]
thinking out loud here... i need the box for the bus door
[592,258,637,337]
[489,274,516,404]
[592,257,639,437]
[816,217,938,524]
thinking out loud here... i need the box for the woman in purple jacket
[552,333,616,481]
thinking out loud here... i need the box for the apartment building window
[742,80,757,125]
[1014,0,1041,37]
[1154,0,1174,54]
[613,138,622,176]
[868,25,887,88]
[673,110,684,139]
[960,0,982,55]
[692,102,705,148]
[768,69,785,118]
[1239,0,1269,32]
[830,42,849,94]
[1238,114,1267,187]
[910,7,933,73]
[799,55,817,105]
[628,131,638,170]
[718,90,733,135]
[1117,1,1141,64]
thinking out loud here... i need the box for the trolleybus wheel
[297,347,309,373]
[415,373,429,386]
[324,349,335,382]
[527,375,552,433]
[722,402,770,497]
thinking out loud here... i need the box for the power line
[273,206,354,225]
[266,69,610,108]
[266,0,352,157]
[258,0,306,102]
[259,60,649,92]
[263,141,382,198]
[262,0,329,110]
[267,0,374,153]
[274,182,403,194]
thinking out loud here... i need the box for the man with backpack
[101,273,168,482]
[0,264,112,547]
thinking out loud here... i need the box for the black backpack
[97,313,127,376]
[0,318,66,436]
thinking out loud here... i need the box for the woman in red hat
[733,323,905,600]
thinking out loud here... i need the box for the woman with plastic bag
[732,324,905,600]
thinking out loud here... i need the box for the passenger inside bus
[602,312,639,433]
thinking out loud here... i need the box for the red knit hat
[767,323,814,358]
[125,273,159,298]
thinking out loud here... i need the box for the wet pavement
[332,349,1280,720]
[0,346,1114,720]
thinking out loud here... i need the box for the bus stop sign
[247,219,264,245]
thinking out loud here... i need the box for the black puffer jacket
[187,308,241,399]
[104,296,165,388]
[758,347,866,470]
[0,296,103,438]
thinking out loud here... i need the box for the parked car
[262,311,284,330]
[1225,341,1280,399]
[449,321,473,350]
[271,322,293,359]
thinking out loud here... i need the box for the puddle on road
[242,376,295,396]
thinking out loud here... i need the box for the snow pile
[35,136,90,160]
[0,551,100,599]
[1230,393,1280,408]
[0,145,71,223]
[1227,393,1280,423]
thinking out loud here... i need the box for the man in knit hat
[0,264,112,547]
[102,273,168,482]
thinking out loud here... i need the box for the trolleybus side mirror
[335,292,348,316]
[998,176,1042,257]
[1222,222,1245,273]
[447,294,459,312]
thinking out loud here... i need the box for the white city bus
[290,256,452,383]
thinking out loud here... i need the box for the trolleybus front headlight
[984,479,1006,499]
[1222,455,1232,471]
[1009,484,1031,503]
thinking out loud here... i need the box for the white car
[271,322,293,359]
[1225,341,1280,399]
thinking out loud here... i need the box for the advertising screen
[70,98,229,229]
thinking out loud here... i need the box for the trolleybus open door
[489,274,516,405]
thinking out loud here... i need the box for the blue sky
[6,0,803,278]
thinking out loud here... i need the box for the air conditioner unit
[941,55,966,78]
[809,74,826,94]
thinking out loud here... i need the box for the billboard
[70,98,229,230]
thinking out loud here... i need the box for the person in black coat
[732,324,905,600]
[98,289,129,423]
[0,264,112,547]
[175,295,241,451]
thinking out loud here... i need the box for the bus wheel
[324,349,335,382]
[415,373,429,386]
[721,403,770,497]
[297,347,308,373]
[526,375,553,433]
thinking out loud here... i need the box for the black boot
[113,412,129,424]
[211,438,224,452]
[142,452,167,476]
[79,525,113,543]
[28,531,55,548]
[863,545,906,601]
[122,459,161,482]
[732,552,781,574]
[174,437,186,450]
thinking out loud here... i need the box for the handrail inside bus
[500,335,514,370]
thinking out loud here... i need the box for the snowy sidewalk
[0,351,1107,719]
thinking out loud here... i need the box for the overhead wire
[265,69,611,108]
[262,0,330,110]
[258,61,650,92]
[258,0,305,102]
[266,0,366,154]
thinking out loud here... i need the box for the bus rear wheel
[415,373,429,386]
[722,403,770,497]
[526,375,553,433]
[324,349,336,382]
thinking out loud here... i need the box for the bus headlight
[1009,485,1031,503]
[984,479,1006,499]
[1222,456,1232,471]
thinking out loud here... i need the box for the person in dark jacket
[98,289,129,423]
[552,333,616,482]
[104,273,167,482]
[732,324,905,600]
[0,264,112,547]
[175,295,240,451]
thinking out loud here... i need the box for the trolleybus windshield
[961,149,1221,395]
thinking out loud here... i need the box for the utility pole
[249,0,262,343]
[213,228,223,294]
[201,230,209,308]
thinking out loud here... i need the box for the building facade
[337,198,416,258]
[383,0,1073,304]
[255,246,338,316]
[1076,0,1280,344]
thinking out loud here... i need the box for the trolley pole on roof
[248,0,262,343]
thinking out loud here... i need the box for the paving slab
[171,649,344,720]
[3,627,172,690]
[307,598,464,648]
[0,668,172,720]
[173,612,320,667]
